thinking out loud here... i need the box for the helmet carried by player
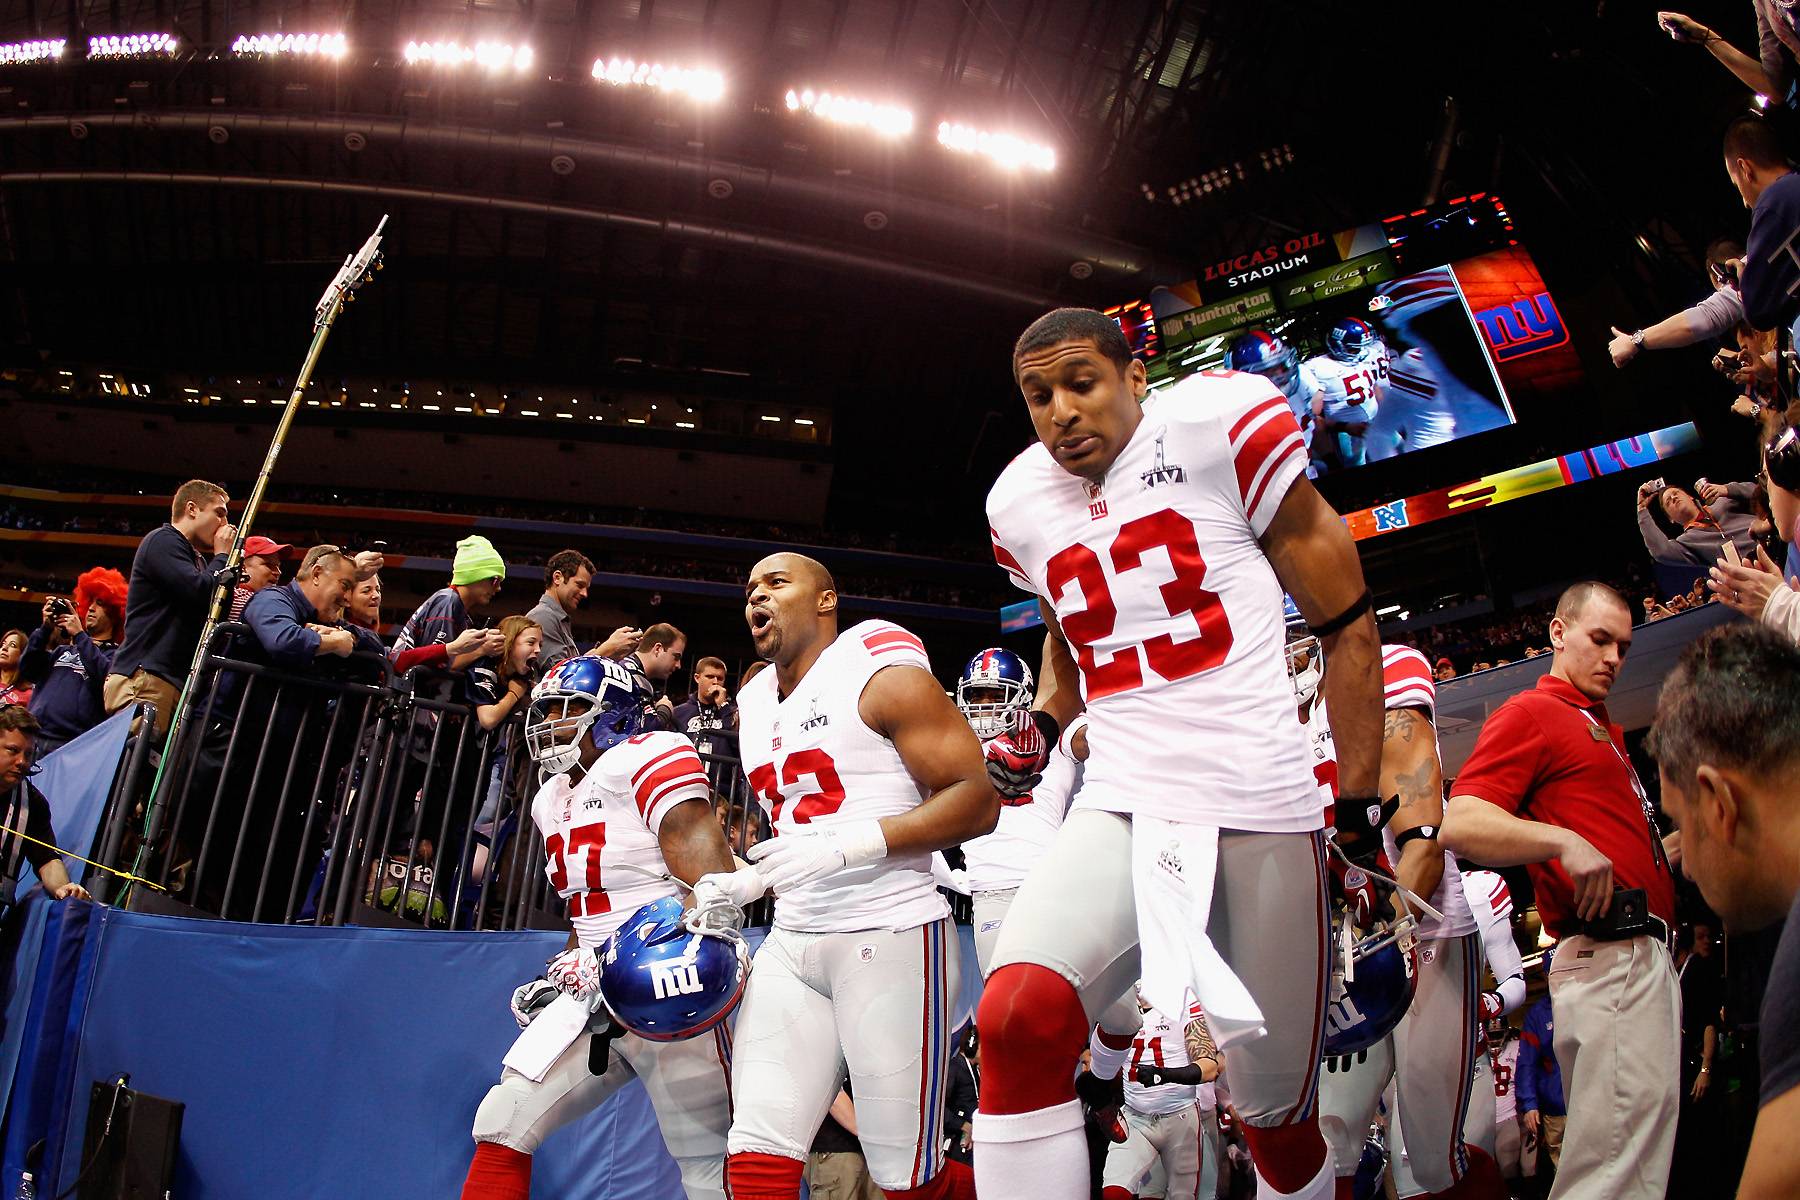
[525,655,655,776]
[1286,633,1323,709]
[956,647,1035,740]
[1227,330,1298,392]
[1327,317,1378,363]
[1322,882,1418,1056]
[597,896,752,1042]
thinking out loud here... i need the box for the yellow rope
[0,824,166,891]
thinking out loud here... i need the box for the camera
[47,596,72,618]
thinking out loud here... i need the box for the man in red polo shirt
[1441,581,1678,1200]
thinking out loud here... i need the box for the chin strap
[1324,836,1443,984]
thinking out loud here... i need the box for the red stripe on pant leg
[1282,831,1330,1125]
[911,924,931,1188]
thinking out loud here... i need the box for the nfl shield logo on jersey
[1084,480,1107,519]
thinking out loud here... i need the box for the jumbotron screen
[1142,200,1579,481]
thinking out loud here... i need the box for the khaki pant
[806,1150,882,1200]
[1539,1112,1564,1171]
[103,670,181,738]
[1546,933,1678,1199]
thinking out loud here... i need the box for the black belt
[1578,914,1669,945]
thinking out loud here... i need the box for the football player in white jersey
[460,656,748,1200]
[954,646,1088,975]
[1304,319,1387,470]
[697,552,996,1200]
[976,308,1387,1200]
[1364,348,1457,461]
[1314,646,1507,1200]
[1101,992,1219,1200]
[1366,273,1509,445]
[1227,331,1326,473]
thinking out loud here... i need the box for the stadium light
[784,88,913,137]
[936,122,1055,172]
[231,33,348,60]
[88,33,178,60]
[592,57,724,102]
[0,39,66,66]
[404,40,534,73]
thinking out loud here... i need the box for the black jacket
[110,524,227,684]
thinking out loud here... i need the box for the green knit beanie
[451,535,506,586]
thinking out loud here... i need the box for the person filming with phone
[1441,581,1681,1199]
[1636,475,1761,568]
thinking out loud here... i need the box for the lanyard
[1576,707,1671,876]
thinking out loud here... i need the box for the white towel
[501,991,594,1082]
[1132,815,1266,1049]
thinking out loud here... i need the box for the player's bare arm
[1382,705,1446,905]
[1185,1016,1221,1084]
[657,798,740,890]
[1032,602,1085,731]
[1259,477,1383,799]
[860,663,1000,851]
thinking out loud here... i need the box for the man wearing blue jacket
[1515,991,1566,1178]
[1725,115,1800,339]
[24,567,126,758]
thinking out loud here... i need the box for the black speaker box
[76,1080,182,1200]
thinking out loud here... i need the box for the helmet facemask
[526,692,597,776]
[957,680,1031,740]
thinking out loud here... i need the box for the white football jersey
[1299,695,1337,812]
[1377,645,1474,940]
[1306,354,1383,426]
[530,730,712,948]
[1383,347,1457,448]
[961,716,1087,893]
[1125,1003,1201,1116]
[988,371,1319,831]
[1490,1036,1520,1124]
[1463,868,1526,1014]
[738,619,950,934]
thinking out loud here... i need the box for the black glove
[1332,792,1399,867]
[1074,1069,1127,1143]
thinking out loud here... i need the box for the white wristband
[838,819,890,870]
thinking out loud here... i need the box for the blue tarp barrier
[5,908,978,1198]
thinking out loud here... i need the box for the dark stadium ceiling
[0,1,1766,546]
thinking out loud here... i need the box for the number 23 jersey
[738,620,951,934]
[987,370,1318,831]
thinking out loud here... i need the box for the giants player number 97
[973,307,1387,1200]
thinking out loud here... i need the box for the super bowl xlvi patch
[1140,426,1187,489]
[1156,840,1184,881]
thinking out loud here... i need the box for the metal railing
[81,627,967,932]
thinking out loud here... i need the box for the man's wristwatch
[1631,329,1646,349]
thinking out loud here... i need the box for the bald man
[697,552,999,1200]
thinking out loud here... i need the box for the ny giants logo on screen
[1472,292,1569,362]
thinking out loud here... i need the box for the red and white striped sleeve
[629,734,712,833]
[1483,870,1513,921]
[1381,644,1436,721]
[990,525,1035,594]
[1223,377,1308,535]
[858,620,931,673]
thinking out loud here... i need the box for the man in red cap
[229,535,292,622]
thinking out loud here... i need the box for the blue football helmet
[525,655,654,775]
[598,896,752,1042]
[1227,330,1298,392]
[1322,892,1418,1057]
[956,648,1035,739]
[1327,317,1378,363]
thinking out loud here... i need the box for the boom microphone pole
[122,216,390,906]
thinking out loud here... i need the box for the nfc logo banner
[650,959,704,999]
[1373,499,1409,532]
[1473,292,1569,362]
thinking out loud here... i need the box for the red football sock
[976,963,1090,1113]
[882,1160,980,1200]
[1427,1146,1507,1200]
[460,1142,531,1200]
[1101,1188,1135,1200]
[1241,1117,1329,1194]
[1335,1177,1358,1200]
[726,1151,804,1200]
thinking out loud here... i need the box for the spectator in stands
[390,535,505,673]
[0,707,89,901]
[1723,114,1800,335]
[1659,10,1799,105]
[1516,990,1565,1174]
[228,536,290,622]
[1434,656,1456,682]
[346,572,382,633]
[105,479,236,737]
[23,568,125,757]
[1712,542,1800,638]
[1442,581,1681,1197]
[1637,477,1760,566]
[1609,238,1747,367]
[0,630,31,708]
[468,616,541,731]
[626,622,685,727]
[239,545,380,668]
[526,549,592,667]
[1646,623,1800,1200]
[673,656,738,759]
[1671,920,1724,1194]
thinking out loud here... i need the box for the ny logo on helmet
[650,959,704,999]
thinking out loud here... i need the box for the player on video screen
[1304,318,1387,469]
[1367,270,1509,448]
[1228,330,1325,475]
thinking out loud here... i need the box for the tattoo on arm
[1185,1016,1218,1066]
[1382,708,1416,744]
[1394,759,1437,809]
